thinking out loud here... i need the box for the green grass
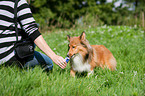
[0,26,144,96]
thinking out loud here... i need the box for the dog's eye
[72,46,75,48]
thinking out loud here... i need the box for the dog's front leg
[70,68,76,77]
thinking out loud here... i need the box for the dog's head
[67,32,92,59]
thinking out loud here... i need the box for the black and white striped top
[0,0,41,64]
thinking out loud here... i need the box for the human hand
[51,55,67,69]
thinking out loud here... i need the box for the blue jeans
[23,51,53,71]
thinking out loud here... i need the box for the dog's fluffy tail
[108,56,117,71]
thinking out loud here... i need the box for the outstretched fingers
[54,56,67,69]
[56,59,67,69]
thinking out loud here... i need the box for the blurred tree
[26,0,145,30]
[123,0,145,27]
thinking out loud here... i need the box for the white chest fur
[71,54,91,72]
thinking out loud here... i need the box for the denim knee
[34,51,53,71]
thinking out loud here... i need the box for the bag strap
[14,0,18,41]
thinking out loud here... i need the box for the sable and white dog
[67,32,117,77]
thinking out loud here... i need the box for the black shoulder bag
[14,0,34,59]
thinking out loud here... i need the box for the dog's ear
[80,31,86,40]
[67,35,70,41]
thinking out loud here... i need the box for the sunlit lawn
[0,26,144,96]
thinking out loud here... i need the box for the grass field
[0,26,144,96]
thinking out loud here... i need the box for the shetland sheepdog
[67,32,117,77]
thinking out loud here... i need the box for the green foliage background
[28,0,145,30]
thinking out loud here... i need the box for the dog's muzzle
[67,54,76,59]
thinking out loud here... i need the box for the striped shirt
[0,0,41,64]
